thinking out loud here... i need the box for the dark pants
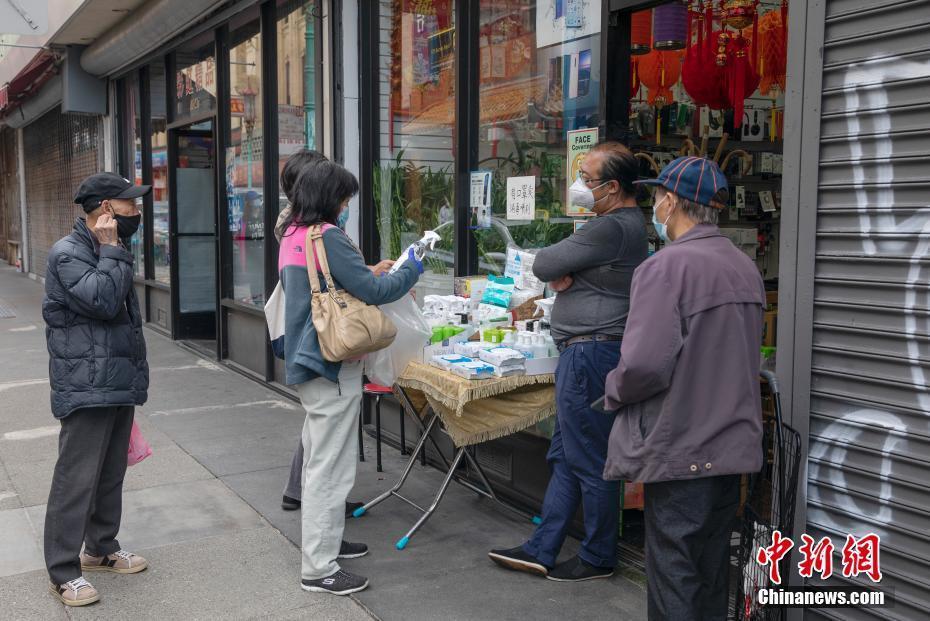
[44,406,134,585]
[523,341,621,569]
[644,475,740,621]
[284,438,303,500]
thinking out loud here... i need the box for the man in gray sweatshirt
[489,142,648,582]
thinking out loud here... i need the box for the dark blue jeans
[523,340,621,569]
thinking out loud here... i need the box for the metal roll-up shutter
[806,1,930,619]
[23,107,103,277]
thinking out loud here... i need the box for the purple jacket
[603,224,765,483]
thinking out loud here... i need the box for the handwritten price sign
[506,176,536,221]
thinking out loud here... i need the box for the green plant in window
[373,151,454,264]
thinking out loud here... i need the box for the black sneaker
[338,540,368,559]
[546,555,614,582]
[284,498,362,514]
[488,545,549,577]
[301,569,369,595]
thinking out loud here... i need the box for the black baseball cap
[74,172,152,212]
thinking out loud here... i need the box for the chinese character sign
[756,531,883,585]
[756,530,794,585]
[506,176,535,221]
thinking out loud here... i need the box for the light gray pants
[299,360,363,580]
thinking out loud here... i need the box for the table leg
[395,447,467,550]
[352,411,440,519]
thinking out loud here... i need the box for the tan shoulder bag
[306,225,397,362]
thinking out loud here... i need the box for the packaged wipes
[481,275,516,308]
[449,360,495,380]
[479,347,526,367]
[491,364,526,378]
[454,341,488,358]
[431,354,472,370]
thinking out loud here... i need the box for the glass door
[169,121,218,349]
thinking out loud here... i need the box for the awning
[78,0,227,76]
[0,50,57,115]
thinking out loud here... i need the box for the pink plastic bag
[127,420,152,466]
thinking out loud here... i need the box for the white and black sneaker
[301,569,369,595]
[338,540,368,559]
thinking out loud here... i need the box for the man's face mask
[106,203,142,239]
[652,194,673,242]
[569,176,608,210]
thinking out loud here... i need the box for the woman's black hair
[280,149,327,203]
[285,160,359,232]
[591,141,639,197]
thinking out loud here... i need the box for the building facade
[1,1,927,618]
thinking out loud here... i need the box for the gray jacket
[602,224,764,483]
[43,218,149,418]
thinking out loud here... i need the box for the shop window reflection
[127,76,145,277]
[277,1,319,219]
[226,21,265,306]
[376,0,456,299]
[150,61,170,285]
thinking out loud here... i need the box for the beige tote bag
[306,225,396,362]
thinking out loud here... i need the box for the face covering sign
[566,128,598,216]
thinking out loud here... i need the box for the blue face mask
[337,208,350,230]
[652,195,672,242]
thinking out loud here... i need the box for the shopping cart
[733,370,803,621]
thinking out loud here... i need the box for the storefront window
[175,37,217,125]
[472,1,601,276]
[277,0,319,217]
[150,60,170,285]
[226,20,265,306]
[376,0,456,299]
[127,75,145,277]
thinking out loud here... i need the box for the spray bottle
[390,230,442,274]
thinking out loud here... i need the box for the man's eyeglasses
[577,172,605,186]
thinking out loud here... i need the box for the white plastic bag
[366,293,432,386]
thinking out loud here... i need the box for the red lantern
[631,9,652,55]
[682,2,728,109]
[746,5,787,96]
[638,49,684,107]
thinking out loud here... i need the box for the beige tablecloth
[394,362,556,447]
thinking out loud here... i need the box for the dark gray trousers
[44,406,134,585]
[283,437,303,501]
[644,474,740,621]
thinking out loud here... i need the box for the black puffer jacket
[43,218,149,418]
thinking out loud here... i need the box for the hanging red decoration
[719,32,760,129]
[638,49,684,107]
[745,4,788,96]
[682,2,728,109]
[722,0,756,29]
[631,9,653,55]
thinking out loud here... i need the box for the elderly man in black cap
[43,172,152,607]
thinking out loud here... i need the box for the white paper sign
[470,171,492,229]
[506,176,536,221]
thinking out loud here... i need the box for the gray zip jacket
[602,224,765,483]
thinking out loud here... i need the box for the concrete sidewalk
[0,266,647,620]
